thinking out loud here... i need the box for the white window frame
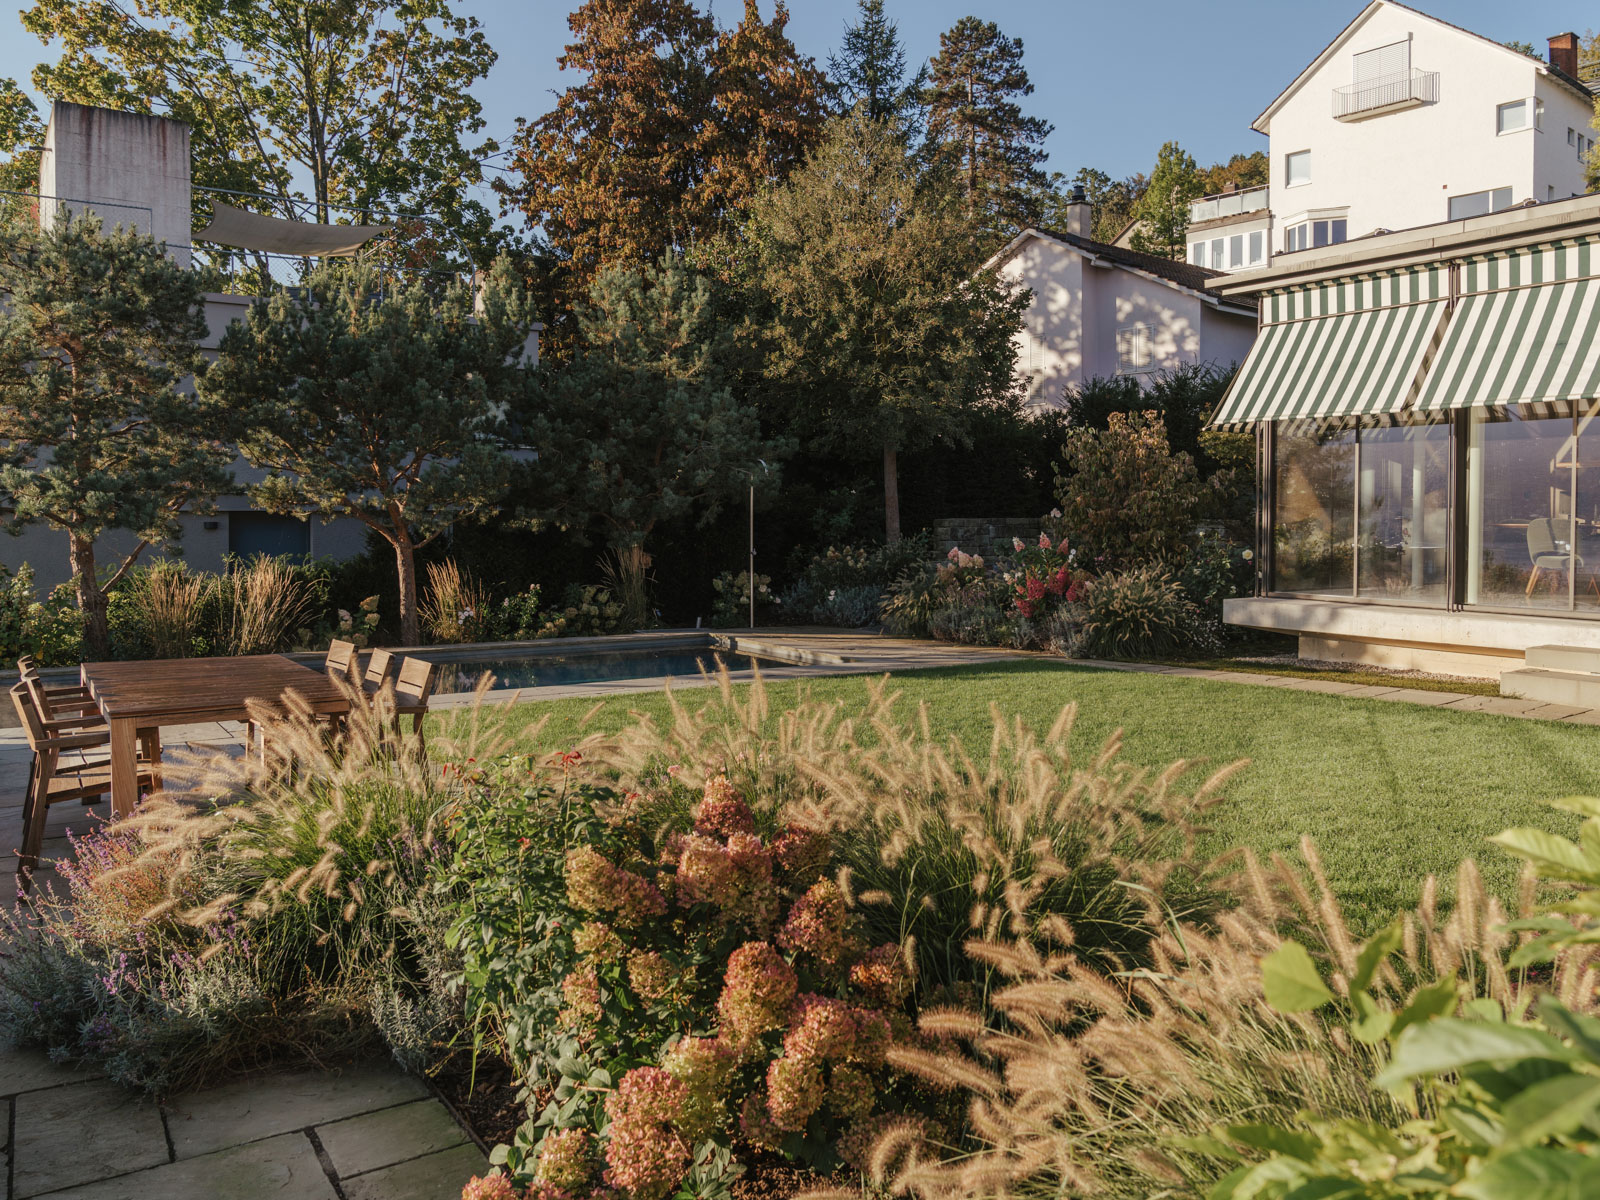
[1285,149,1311,187]
[1116,323,1153,375]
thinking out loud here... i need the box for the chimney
[1549,32,1579,78]
[1064,183,1091,238]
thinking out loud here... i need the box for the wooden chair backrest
[326,639,357,680]
[11,681,48,754]
[393,657,436,707]
[363,649,396,689]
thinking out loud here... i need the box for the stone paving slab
[341,1143,489,1200]
[164,1061,429,1159]
[0,1044,105,1096]
[316,1097,469,1178]
[33,1132,338,1200]
[13,1079,169,1197]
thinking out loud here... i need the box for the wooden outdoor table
[80,655,351,818]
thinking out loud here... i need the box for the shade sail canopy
[196,201,387,256]
[1212,265,1449,427]
[1416,241,1600,410]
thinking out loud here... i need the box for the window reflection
[1465,401,1600,611]
[1357,420,1450,602]
[1273,419,1355,594]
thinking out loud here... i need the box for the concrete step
[1502,667,1600,709]
[1524,644,1600,674]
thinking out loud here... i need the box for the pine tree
[202,260,538,645]
[0,215,233,657]
[922,16,1053,235]
[1129,141,1203,260]
[826,0,926,131]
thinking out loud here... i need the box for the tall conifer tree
[922,16,1052,235]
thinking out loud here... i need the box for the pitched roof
[1252,0,1593,134]
[984,226,1258,313]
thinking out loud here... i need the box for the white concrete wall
[1000,235,1258,407]
[1266,4,1592,246]
[39,102,192,268]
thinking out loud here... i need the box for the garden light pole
[743,460,769,629]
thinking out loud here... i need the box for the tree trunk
[882,438,901,545]
[394,534,419,646]
[70,532,109,660]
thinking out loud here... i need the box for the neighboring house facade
[987,192,1258,409]
[1190,1,1595,274]
[1209,192,1600,685]
[5,101,538,592]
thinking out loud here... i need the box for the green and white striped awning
[1212,265,1449,426]
[1415,239,1600,410]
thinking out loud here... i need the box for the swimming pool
[422,645,772,693]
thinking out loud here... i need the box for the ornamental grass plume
[570,668,1241,1002]
[814,840,1600,1200]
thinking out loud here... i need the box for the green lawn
[437,661,1594,932]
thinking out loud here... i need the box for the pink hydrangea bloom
[771,825,831,886]
[627,950,675,1001]
[461,1173,520,1200]
[663,1036,738,1140]
[717,942,797,1042]
[536,1128,595,1191]
[603,1067,691,1200]
[777,879,852,965]
[565,845,666,927]
[694,776,756,837]
[849,943,911,1006]
[766,1052,826,1131]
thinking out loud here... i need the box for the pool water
[425,647,769,693]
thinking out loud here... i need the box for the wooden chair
[391,656,436,746]
[10,683,155,892]
[325,639,358,682]
[360,649,396,696]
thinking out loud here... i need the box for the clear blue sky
[3,0,1596,190]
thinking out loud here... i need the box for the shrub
[1055,410,1211,570]
[1074,563,1218,659]
[422,559,494,644]
[709,571,774,628]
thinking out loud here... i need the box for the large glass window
[1465,401,1600,611]
[1357,421,1450,603]
[1274,420,1355,594]
[1273,415,1450,602]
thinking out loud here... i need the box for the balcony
[1333,69,1439,121]
[1188,185,1270,226]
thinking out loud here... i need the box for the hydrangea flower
[777,879,853,965]
[565,846,666,927]
[694,776,756,837]
[627,950,674,1001]
[536,1128,595,1191]
[765,1052,826,1130]
[771,824,831,886]
[717,942,797,1042]
[663,1036,737,1140]
[603,1067,691,1200]
[849,943,911,1006]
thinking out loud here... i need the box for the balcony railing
[1188,185,1270,225]
[1333,68,1439,120]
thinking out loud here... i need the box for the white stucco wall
[1265,4,1591,246]
[998,236,1257,408]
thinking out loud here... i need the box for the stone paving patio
[0,1044,486,1199]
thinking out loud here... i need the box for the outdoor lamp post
[741,460,770,629]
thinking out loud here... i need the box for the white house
[1190,1,1595,273]
[987,191,1259,409]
